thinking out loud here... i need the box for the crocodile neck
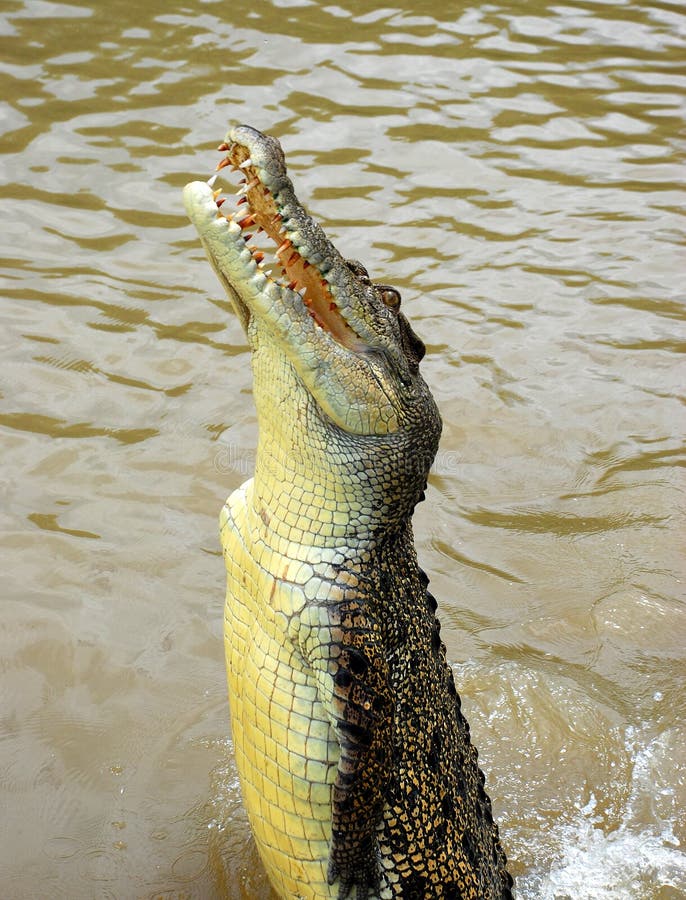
[244,460,422,607]
[248,346,432,555]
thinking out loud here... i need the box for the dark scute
[347,648,368,675]
[398,870,428,900]
[426,591,438,612]
[334,668,352,688]
[455,771,466,797]
[388,617,408,650]
[427,729,440,770]
[338,720,371,747]
[431,628,442,652]
[462,831,477,866]
[372,694,387,713]
[444,887,465,900]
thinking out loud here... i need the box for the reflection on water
[1,0,684,897]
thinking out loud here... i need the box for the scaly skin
[183,126,514,900]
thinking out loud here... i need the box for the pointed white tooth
[207,174,219,187]
[239,158,253,169]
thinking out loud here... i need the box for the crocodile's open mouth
[185,125,430,435]
[210,138,361,350]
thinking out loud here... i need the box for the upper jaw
[185,124,372,352]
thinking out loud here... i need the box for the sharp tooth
[216,197,226,207]
[207,174,219,187]
[238,215,256,229]
[287,280,298,291]
[217,142,229,152]
[276,239,292,256]
[216,157,231,171]
[239,158,253,169]
[237,196,248,206]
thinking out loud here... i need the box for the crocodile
[183,125,514,900]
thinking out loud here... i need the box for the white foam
[518,815,685,899]
[516,727,686,899]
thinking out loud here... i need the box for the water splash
[517,730,686,899]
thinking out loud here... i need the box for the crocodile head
[184,125,441,535]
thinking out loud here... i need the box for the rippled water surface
[2,1,685,897]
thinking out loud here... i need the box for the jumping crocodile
[183,125,513,900]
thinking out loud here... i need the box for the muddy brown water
[1,1,685,898]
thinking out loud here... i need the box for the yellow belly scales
[221,478,341,899]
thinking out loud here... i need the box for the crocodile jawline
[211,138,364,350]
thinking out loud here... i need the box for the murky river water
[2,1,685,897]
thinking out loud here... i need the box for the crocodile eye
[381,289,401,311]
